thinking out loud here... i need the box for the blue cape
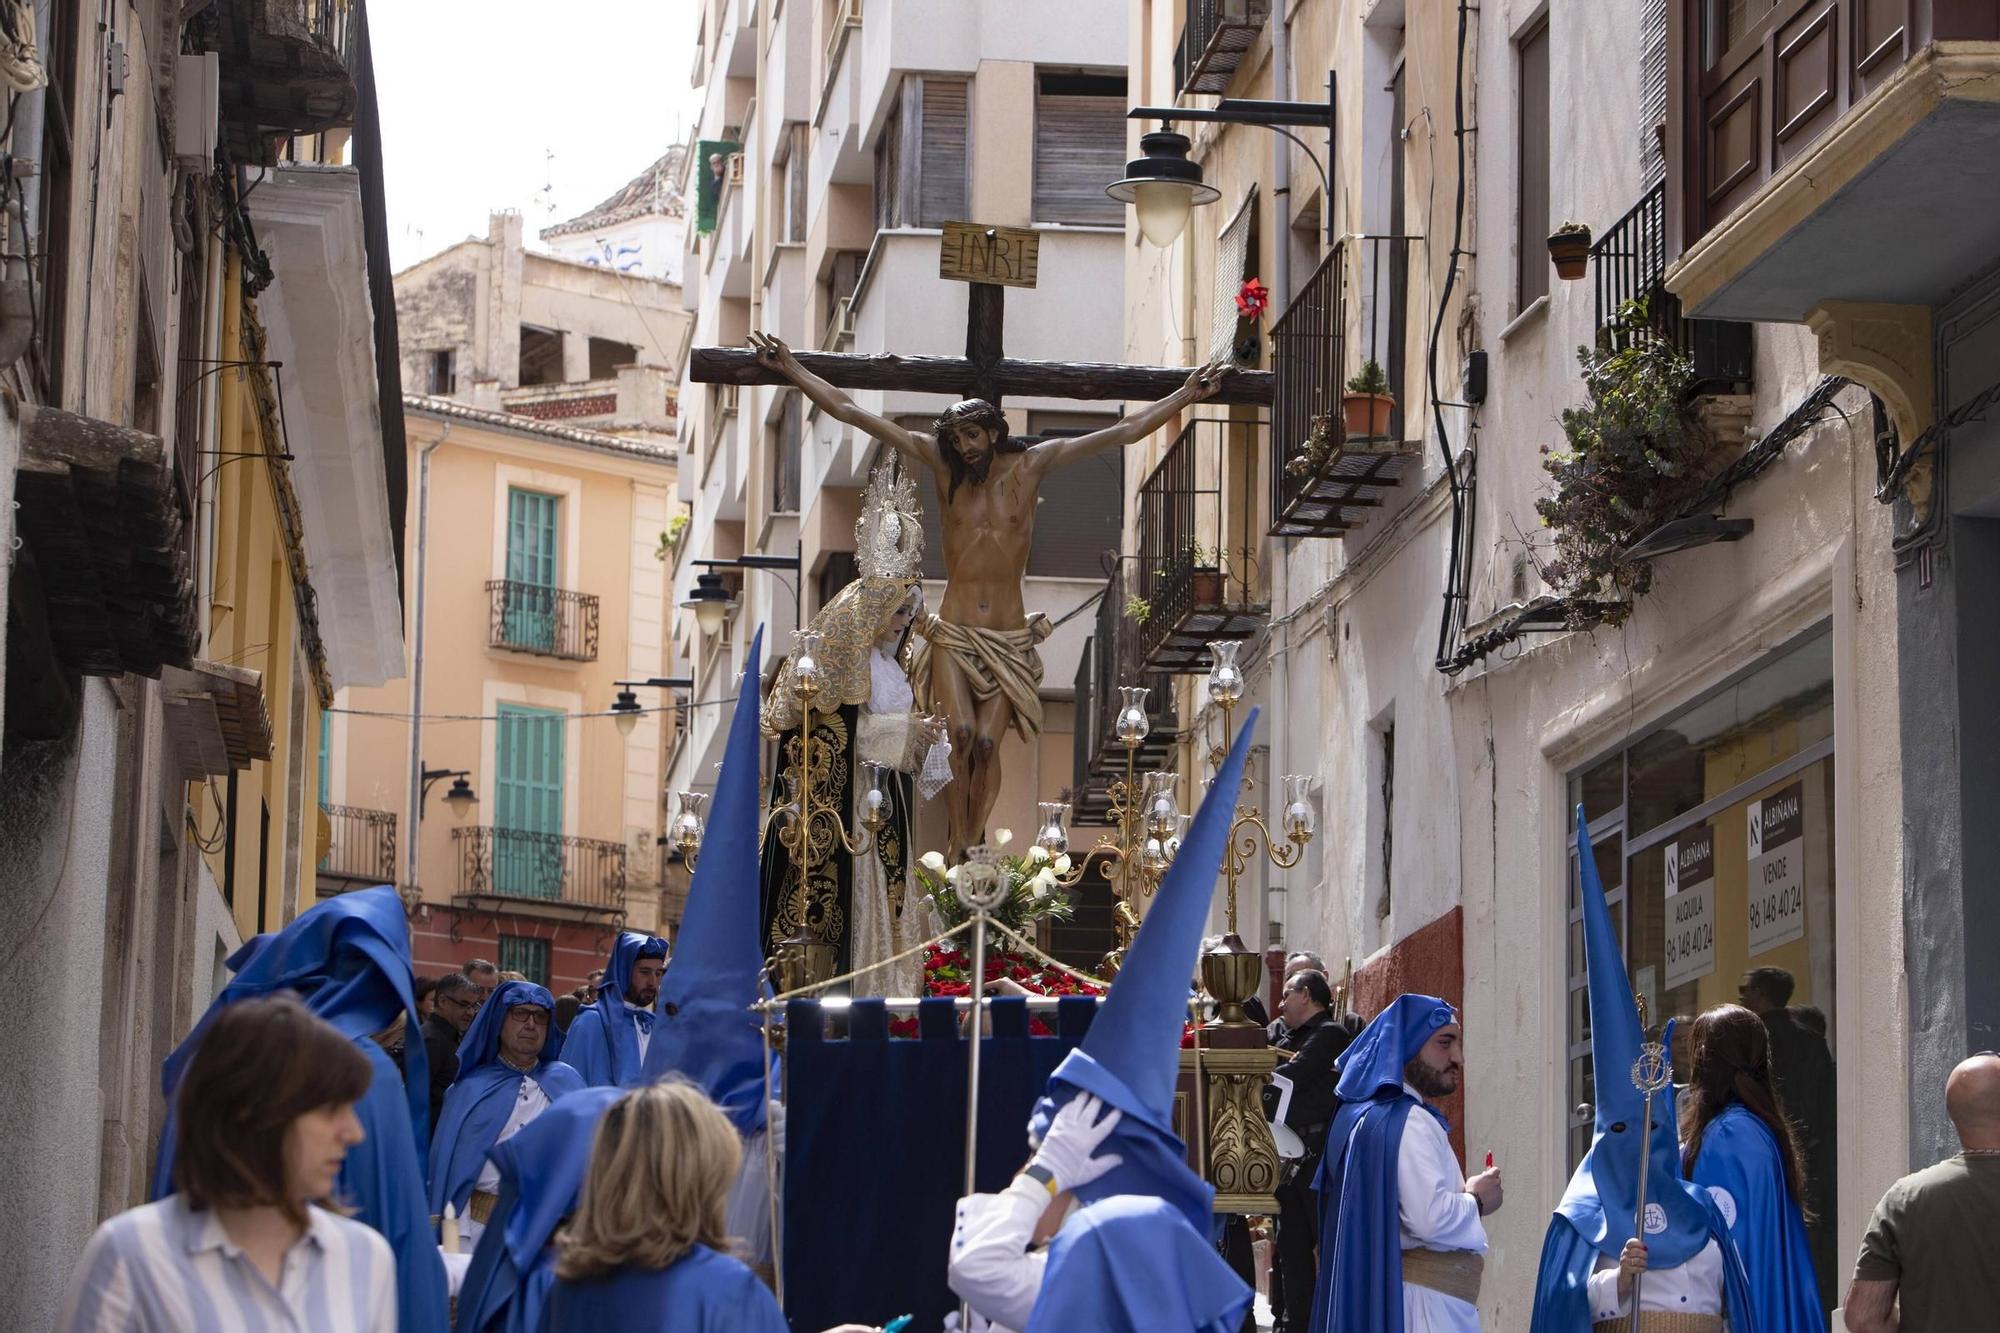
[151,887,446,1332]
[429,980,586,1219]
[545,1245,788,1332]
[1022,1195,1253,1333]
[1027,710,1259,1237]
[564,930,668,1087]
[1689,1105,1824,1333]
[642,627,769,1134]
[1307,993,1458,1333]
[1529,809,1759,1332]
[455,1086,623,1333]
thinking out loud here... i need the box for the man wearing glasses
[420,972,484,1129]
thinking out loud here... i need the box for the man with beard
[1310,995,1503,1333]
[747,330,1225,855]
[562,932,669,1087]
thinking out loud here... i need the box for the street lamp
[419,765,478,822]
[608,676,693,739]
[681,570,736,637]
[1105,126,1221,247]
[1114,75,1339,249]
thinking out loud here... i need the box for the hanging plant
[655,512,691,561]
[1535,297,1724,626]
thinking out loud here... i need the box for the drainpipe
[1268,0,1293,950]
[404,420,451,902]
[196,198,227,653]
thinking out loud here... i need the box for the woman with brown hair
[1681,1002,1827,1331]
[58,993,394,1330]
[548,1079,788,1330]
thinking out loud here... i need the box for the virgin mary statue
[760,463,947,995]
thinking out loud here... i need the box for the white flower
[919,850,947,873]
[1029,844,1051,864]
[945,865,961,884]
[993,828,1014,847]
[1030,867,1057,899]
[1053,853,1073,876]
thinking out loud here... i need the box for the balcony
[1270,237,1423,538]
[486,581,600,661]
[317,804,397,891]
[1175,0,1271,96]
[204,0,360,166]
[451,826,627,913]
[1134,419,1268,674]
[1071,561,1180,826]
[1593,182,1753,389]
[1668,1,2000,336]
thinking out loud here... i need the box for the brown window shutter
[1034,86,1126,226]
[917,79,968,226]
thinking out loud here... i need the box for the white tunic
[851,645,921,997]
[1586,1238,1729,1325]
[1396,1084,1489,1333]
[946,1175,1052,1333]
[462,1073,551,1247]
[624,1000,654,1061]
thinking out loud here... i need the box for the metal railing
[1174,0,1270,96]
[1272,245,1345,515]
[486,581,600,661]
[1591,182,1751,384]
[319,804,396,884]
[452,826,627,910]
[1072,560,1180,820]
[1135,419,1261,668]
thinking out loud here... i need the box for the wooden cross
[690,220,1272,410]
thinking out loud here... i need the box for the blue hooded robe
[1306,992,1462,1333]
[564,930,669,1087]
[641,625,770,1136]
[1529,807,1759,1333]
[1689,1104,1825,1332]
[1015,712,1260,1333]
[455,1086,623,1333]
[546,1247,787,1332]
[151,885,449,1332]
[429,979,586,1222]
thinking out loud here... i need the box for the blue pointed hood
[1332,994,1459,1103]
[1556,804,1712,1267]
[603,930,669,1005]
[1027,708,1259,1232]
[644,627,769,1134]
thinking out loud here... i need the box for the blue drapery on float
[779,992,1098,1332]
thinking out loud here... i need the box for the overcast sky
[371,2,703,272]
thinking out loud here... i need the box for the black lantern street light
[608,676,694,739]
[678,552,803,637]
[419,764,478,821]
[1111,73,1338,249]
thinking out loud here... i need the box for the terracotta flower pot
[1342,392,1395,441]
[1548,228,1592,281]
[1191,570,1224,605]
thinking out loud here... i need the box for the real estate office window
[1517,16,1551,312]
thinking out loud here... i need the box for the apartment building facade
[0,2,406,1327]
[669,0,1135,911]
[1115,1,1978,1324]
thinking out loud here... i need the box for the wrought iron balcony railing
[1591,181,1752,387]
[1174,0,1270,96]
[1135,419,1268,673]
[487,580,600,661]
[205,0,361,165]
[319,804,397,885]
[452,826,626,911]
[1072,560,1180,825]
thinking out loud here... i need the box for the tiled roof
[541,147,687,239]
[403,394,676,464]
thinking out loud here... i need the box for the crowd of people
[41,646,2000,1331]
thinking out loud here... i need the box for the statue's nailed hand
[748,331,800,380]
[1184,358,1230,403]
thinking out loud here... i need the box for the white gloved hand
[1027,1092,1124,1193]
[768,1098,786,1157]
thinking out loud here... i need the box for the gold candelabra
[755,629,894,990]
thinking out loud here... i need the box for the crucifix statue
[749,331,1224,854]
[693,222,1274,856]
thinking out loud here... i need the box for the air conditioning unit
[718,383,740,415]
[174,52,219,170]
[831,296,855,344]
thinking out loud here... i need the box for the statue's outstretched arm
[747,332,941,472]
[1029,359,1228,467]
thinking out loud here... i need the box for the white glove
[768,1099,786,1157]
[1027,1093,1124,1193]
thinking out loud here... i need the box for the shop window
[1565,627,1839,1315]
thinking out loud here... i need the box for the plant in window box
[1342,358,1396,440]
[1536,297,1719,627]
[1548,220,1593,280]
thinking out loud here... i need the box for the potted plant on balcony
[1185,541,1225,605]
[1548,220,1593,280]
[1342,359,1396,441]
[1124,593,1153,625]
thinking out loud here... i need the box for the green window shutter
[498,936,551,987]
[495,703,565,898]
[505,489,560,651]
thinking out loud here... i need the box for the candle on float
[440,1201,460,1255]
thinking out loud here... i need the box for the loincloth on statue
[909,613,1052,741]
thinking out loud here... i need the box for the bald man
[1844,1054,2000,1332]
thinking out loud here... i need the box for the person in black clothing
[1266,970,1356,1331]
[414,971,482,1130]
[1741,966,1839,1312]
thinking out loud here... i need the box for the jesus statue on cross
[748,331,1226,857]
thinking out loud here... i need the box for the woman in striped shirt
[59,994,397,1331]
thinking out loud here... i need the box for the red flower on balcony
[1235,277,1271,320]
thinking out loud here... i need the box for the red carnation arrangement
[1235,277,1271,320]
